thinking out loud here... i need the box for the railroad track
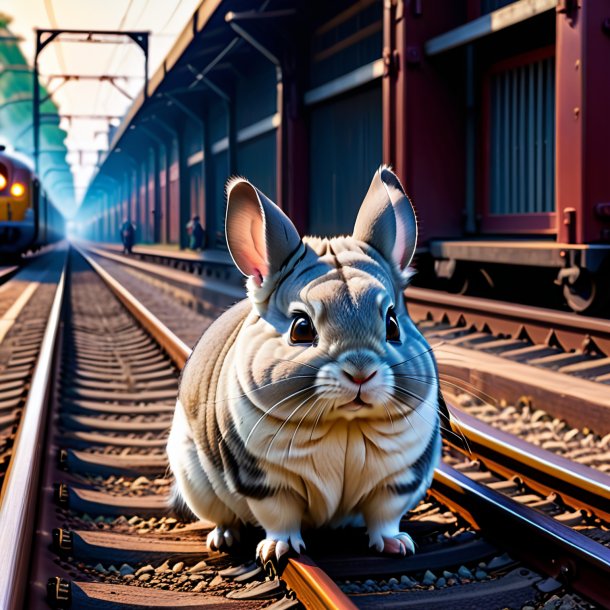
[0,245,601,609]
[407,288,610,433]
[0,248,68,609]
[82,245,610,464]
[0,265,19,285]
[0,251,67,499]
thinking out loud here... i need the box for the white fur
[169,167,442,557]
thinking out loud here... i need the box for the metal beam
[304,59,384,106]
[425,0,558,56]
[33,28,149,175]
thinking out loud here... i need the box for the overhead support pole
[149,100,200,248]
[95,172,121,241]
[33,28,149,178]
[226,8,307,232]
[114,149,139,225]
[183,62,236,247]
[143,117,183,246]
[137,124,166,243]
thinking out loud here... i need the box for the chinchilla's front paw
[256,531,305,572]
[256,538,291,565]
[369,531,416,556]
[206,525,239,551]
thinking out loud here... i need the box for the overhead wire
[43,0,68,74]
[93,0,137,115]
[156,0,185,34]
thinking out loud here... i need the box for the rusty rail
[77,245,358,610]
[0,253,67,610]
[445,403,610,522]
[430,462,610,609]
[80,247,610,609]
[406,286,610,356]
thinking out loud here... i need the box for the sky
[0,0,203,208]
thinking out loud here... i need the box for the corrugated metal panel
[235,57,276,131]
[208,99,227,144]
[236,131,276,201]
[309,84,382,236]
[481,0,517,14]
[211,149,228,247]
[490,56,555,215]
[169,139,180,243]
[310,0,382,88]
[184,116,203,157]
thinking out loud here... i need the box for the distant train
[0,147,64,258]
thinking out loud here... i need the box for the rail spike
[47,576,71,609]
[52,528,73,555]
[57,448,69,470]
[55,482,69,506]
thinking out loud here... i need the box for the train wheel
[562,269,606,314]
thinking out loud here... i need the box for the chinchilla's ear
[352,166,417,270]
[225,177,302,287]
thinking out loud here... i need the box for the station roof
[79,0,295,219]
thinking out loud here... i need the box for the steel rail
[0,253,68,610]
[74,244,191,368]
[78,247,610,609]
[76,246,356,610]
[430,462,610,609]
[0,265,19,284]
[406,286,610,355]
[445,403,610,522]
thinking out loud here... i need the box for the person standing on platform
[187,215,205,251]
[120,219,136,254]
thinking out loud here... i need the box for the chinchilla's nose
[343,370,377,385]
[339,350,379,385]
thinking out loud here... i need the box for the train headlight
[0,174,6,190]
[10,182,25,197]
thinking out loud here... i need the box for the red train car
[383,0,610,312]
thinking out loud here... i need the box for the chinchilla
[167,166,443,563]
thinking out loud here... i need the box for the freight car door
[306,1,383,237]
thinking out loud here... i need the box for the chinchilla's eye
[290,314,317,344]
[386,308,400,343]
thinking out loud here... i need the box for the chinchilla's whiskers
[391,385,454,437]
[396,372,498,407]
[438,374,498,406]
[265,392,317,460]
[438,406,472,455]
[393,371,498,413]
[391,384,431,410]
[391,386,470,450]
[245,385,319,448]
[389,341,446,369]
[387,396,425,446]
[286,393,327,460]
[382,401,396,433]
[210,375,318,406]
[309,395,330,444]
[274,358,322,372]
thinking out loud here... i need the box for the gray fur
[167,166,442,556]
